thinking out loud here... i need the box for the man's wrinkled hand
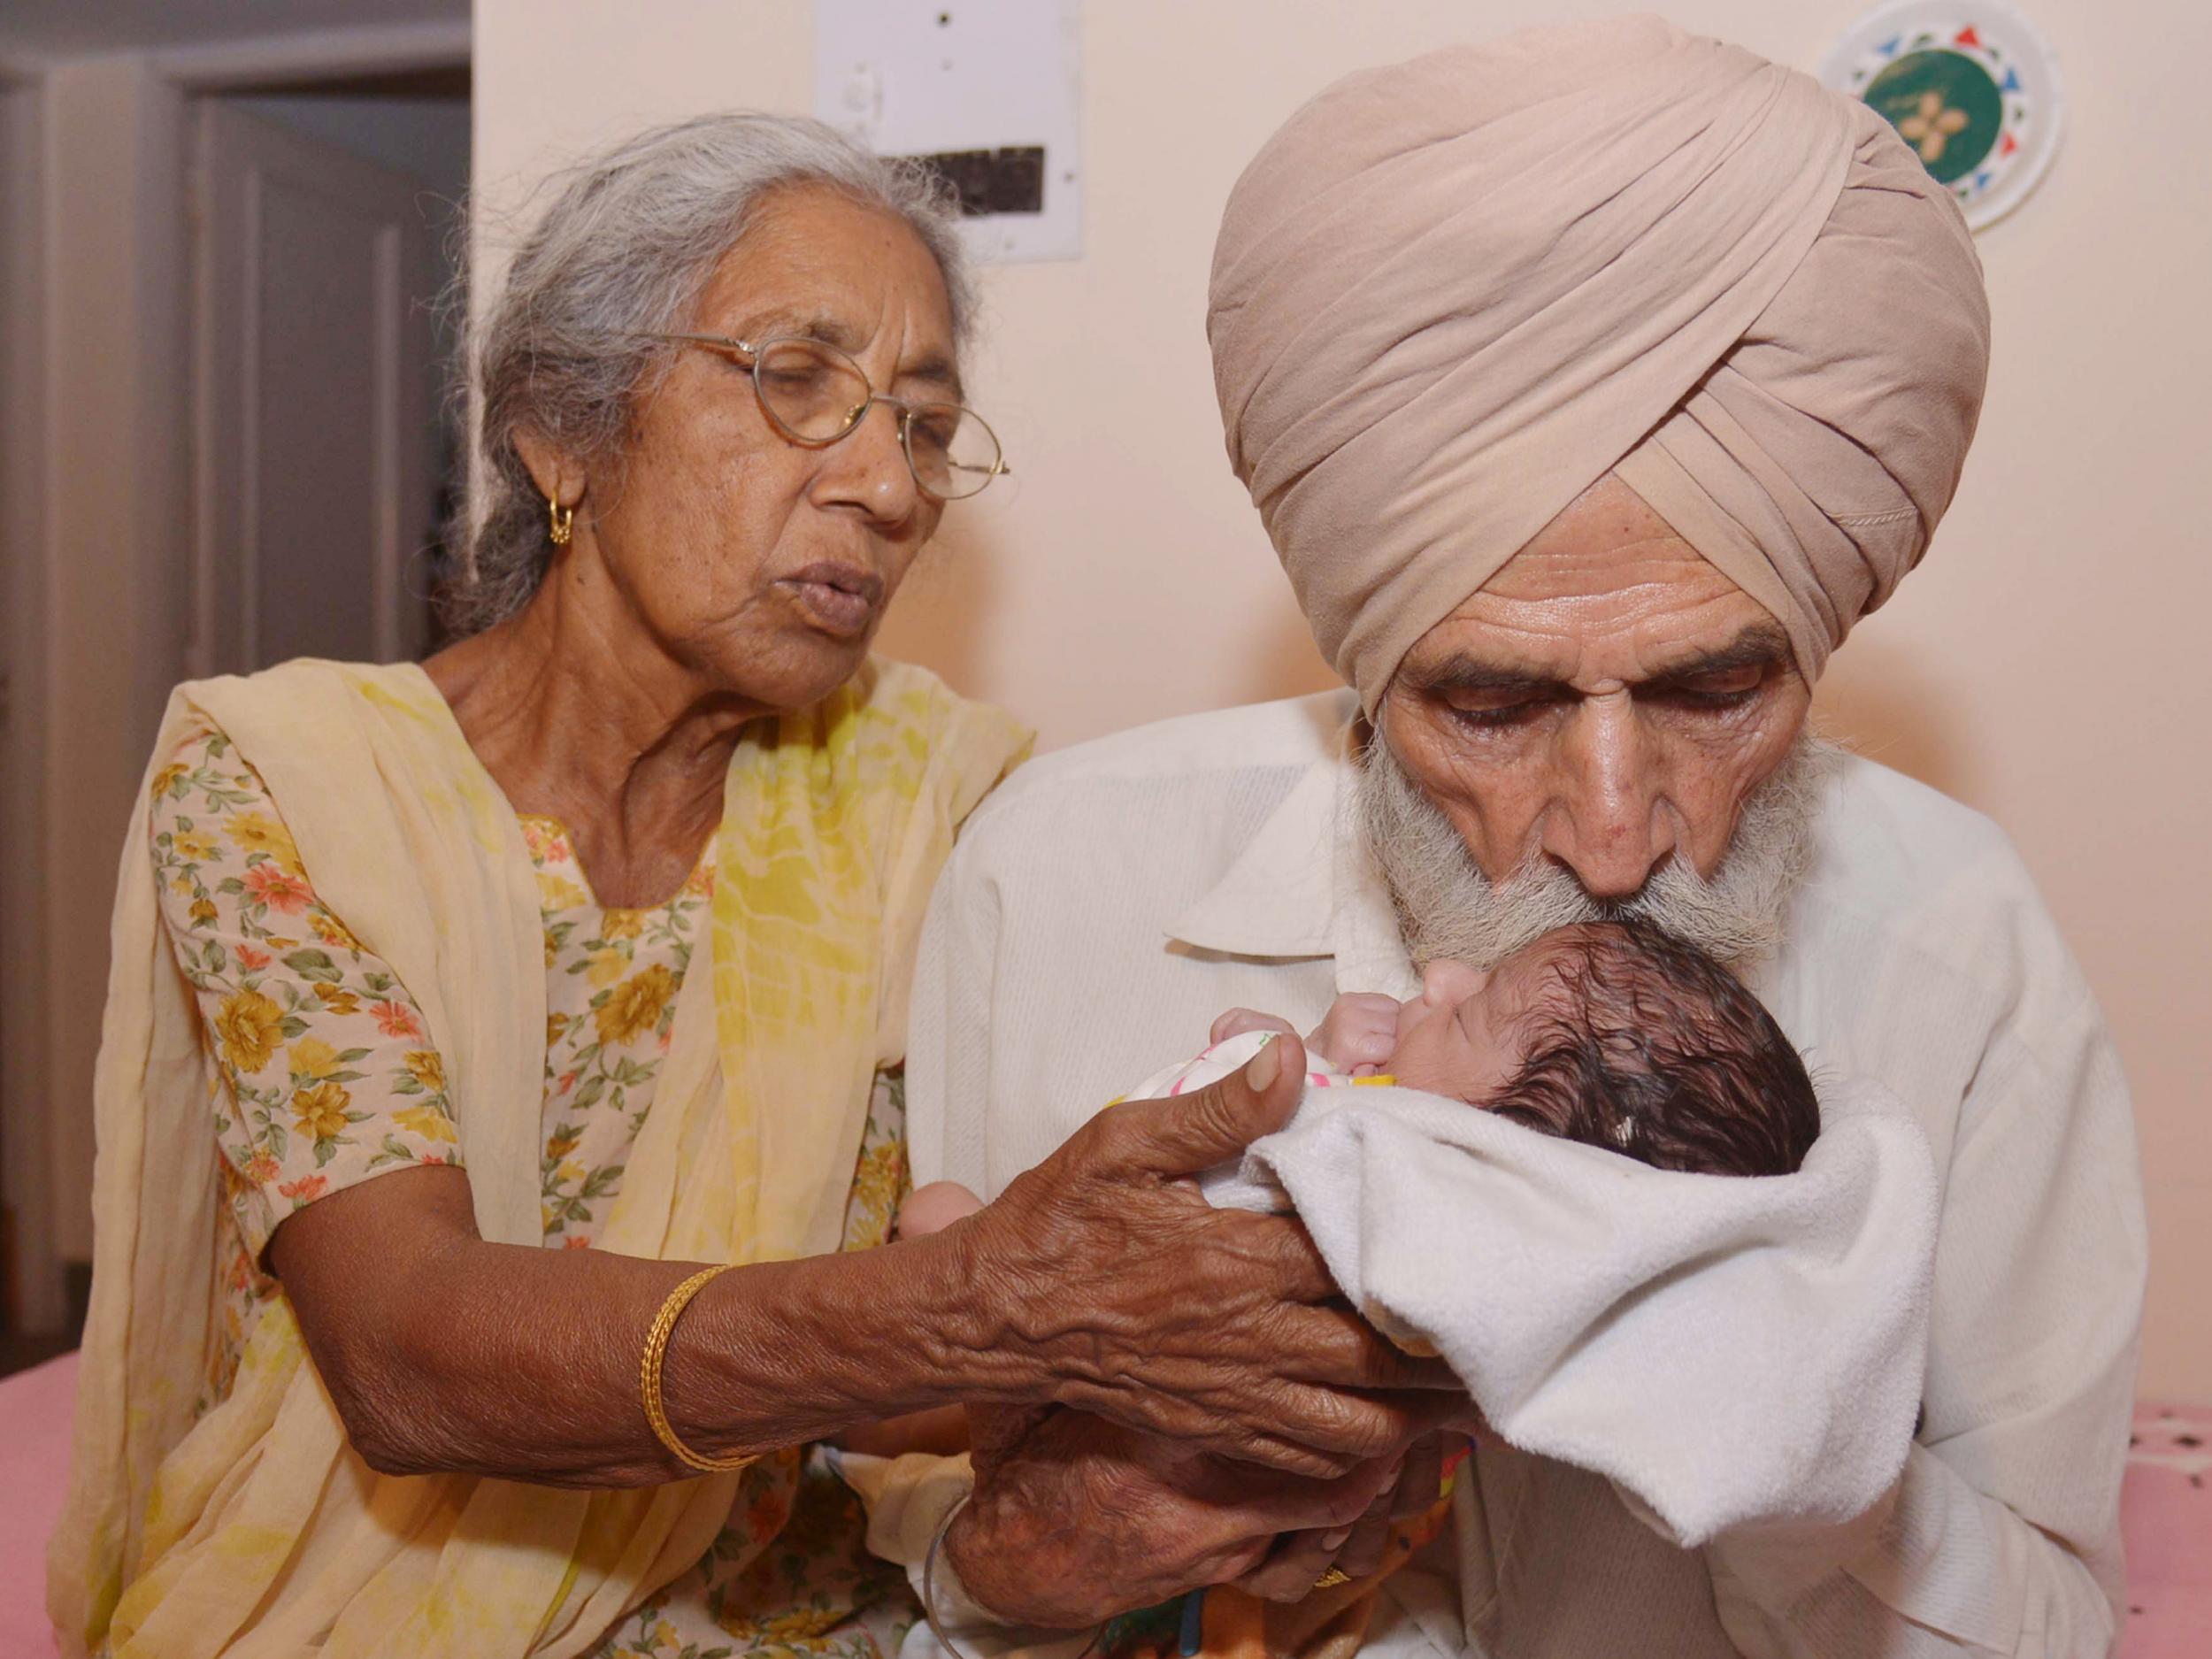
[1230,1432,1467,1603]
[949,1404,1406,1629]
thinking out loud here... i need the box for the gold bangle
[640,1263,757,1474]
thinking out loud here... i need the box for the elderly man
[888,19,2146,1659]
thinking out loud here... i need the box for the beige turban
[1209,14,1991,710]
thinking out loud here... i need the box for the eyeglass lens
[751,338,1002,500]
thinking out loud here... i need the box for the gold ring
[1313,1566,1353,1590]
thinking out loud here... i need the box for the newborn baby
[883,921,1824,1635]
[902,918,1820,1245]
[1215,915,1819,1179]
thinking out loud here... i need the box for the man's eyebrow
[1402,622,1793,697]
[1641,622,1793,684]
[1398,657,1569,698]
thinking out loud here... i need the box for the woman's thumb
[1117,1033,1307,1178]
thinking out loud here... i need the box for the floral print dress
[150,724,918,1659]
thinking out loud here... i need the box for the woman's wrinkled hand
[947,1403,1406,1629]
[945,1035,1463,1476]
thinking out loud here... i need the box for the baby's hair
[1485,920,1819,1178]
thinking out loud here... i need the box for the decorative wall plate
[1819,0,2065,229]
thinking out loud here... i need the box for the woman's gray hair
[445,111,975,636]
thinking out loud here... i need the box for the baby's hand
[1307,993,1402,1076]
[1209,1007,1302,1046]
[897,1179,983,1240]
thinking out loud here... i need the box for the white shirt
[901,690,2146,1658]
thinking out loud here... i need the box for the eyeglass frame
[631,331,1010,501]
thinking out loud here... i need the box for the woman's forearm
[659,1223,1039,1465]
[277,1165,1025,1486]
[281,1046,1446,1488]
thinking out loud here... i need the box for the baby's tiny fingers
[1341,1028,1396,1066]
[1211,1008,1298,1045]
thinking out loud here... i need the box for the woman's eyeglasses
[635,332,1008,501]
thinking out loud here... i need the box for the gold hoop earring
[548,496,574,546]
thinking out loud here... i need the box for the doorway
[0,33,469,1370]
[190,65,468,677]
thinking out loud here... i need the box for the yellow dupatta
[48,657,1029,1658]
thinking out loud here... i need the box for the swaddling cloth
[1124,1032,1387,1107]
[1138,1030,1940,1547]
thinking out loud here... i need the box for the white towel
[1192,1037,1939,1548]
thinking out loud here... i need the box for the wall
[23,59,197,1279]
[479,0,2210,1398]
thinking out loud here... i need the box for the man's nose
[1540,695,1677,901]
[815,400,921,524]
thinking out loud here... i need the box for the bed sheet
[1,1351,74,1659]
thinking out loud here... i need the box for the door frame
[0,66,58,1336]
[0,19,469,1338]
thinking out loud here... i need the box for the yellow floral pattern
[151,727,465,1403]
[155,725,921,1655]
[594,1436,914,1659]
[526,816,715,1248]
[840,1072,910,1257]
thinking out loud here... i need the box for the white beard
[1353,730,1841,972]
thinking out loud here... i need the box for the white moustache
[1354,732,1841,972]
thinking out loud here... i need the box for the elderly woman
[47,116,1435,1659]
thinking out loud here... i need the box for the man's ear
[513,428,585,509]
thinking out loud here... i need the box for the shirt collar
[1165,719,1420,1000]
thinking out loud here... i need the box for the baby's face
[1386,937,1575,1102]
